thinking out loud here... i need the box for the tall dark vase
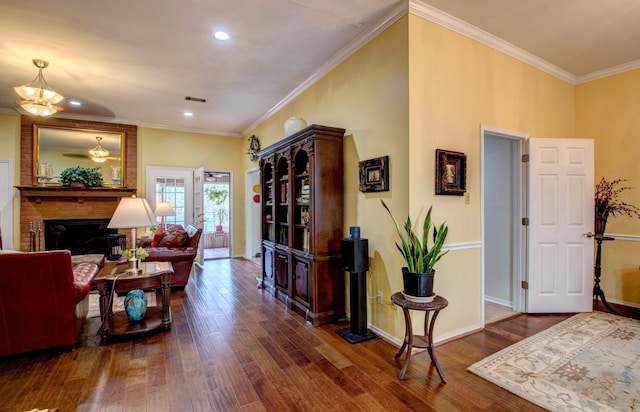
[595,210,608,236]
[402,267,435,297]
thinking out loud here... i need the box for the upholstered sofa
[0,250,99,357]
[140,224,202,287]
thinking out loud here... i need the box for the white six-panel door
[527,138,594,313]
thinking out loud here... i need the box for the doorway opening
[203,171,231,259]
[481,126,527,324]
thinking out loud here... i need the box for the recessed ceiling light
[213,31,230,41]
[69,100,82,107]
[184,112,194,117]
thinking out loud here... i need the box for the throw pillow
[158,225,188,247]
[151,225,164,247]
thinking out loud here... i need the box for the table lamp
[108,196,156,269]
[154,201,175,229]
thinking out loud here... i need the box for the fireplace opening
[45,219,117,256]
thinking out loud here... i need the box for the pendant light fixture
[14,59,64,116]
[89,137,110,163]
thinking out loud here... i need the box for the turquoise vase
[124,289,148,321]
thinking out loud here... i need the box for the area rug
[87,291,156,318]
[468,312,640,411]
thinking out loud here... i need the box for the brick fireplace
[18,116,138,252]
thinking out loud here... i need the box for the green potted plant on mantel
[381,199,449,300]
[59,165,104,187]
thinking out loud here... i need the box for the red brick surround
[18,116,138,251]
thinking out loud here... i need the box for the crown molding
[0,107,20,115]
[44,112,241,138]
[0,106,242,137]
[576,59,640,84]
[408,0,577,85]
[242,1,409,136]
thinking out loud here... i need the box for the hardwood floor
[0,259,633,411]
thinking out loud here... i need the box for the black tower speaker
[342,238,369,273]
[337,238,376,344]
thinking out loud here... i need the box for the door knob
[584,232,594,238]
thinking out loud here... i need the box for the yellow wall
[407,16,575,336]
[243,16,410,336]
[243,14,577,341]
[0,114,21,248]
[576,69,640,305]
[137,127,244,255]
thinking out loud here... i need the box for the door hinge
[522,154,529,162]
[522,217,529,226]
[521,281,529,290]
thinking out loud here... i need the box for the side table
[94,261,173,340]
[391,292,448,382]
[593,235,619,315]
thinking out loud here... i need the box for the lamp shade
[108,196,156,229]
[154,201,176,217]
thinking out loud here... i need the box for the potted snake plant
[381,199,448,299]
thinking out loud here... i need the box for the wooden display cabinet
[259,125,345,325]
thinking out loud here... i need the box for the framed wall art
[359,155,389,192]
[435,149,466,196]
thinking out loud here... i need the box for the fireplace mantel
[18,117,139,251]
[16,186,136,203]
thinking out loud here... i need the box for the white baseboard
[367,321,483,349]
[484,296,512,307]
[604,297,640,309]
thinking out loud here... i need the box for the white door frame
[193,167,205,265]
[205,169,234,257]
[245,167,260,259]
[146,166,195,226]
[0,159,13,250]
[480,125,528,324]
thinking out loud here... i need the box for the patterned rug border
[467,311,639,411]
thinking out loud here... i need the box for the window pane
[155,177,186,227]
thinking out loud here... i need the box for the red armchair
[141,224,202,287]
[0,250,98,357]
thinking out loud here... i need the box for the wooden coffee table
[94,261,173,340]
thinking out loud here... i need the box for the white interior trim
[607,233,640,242]
[146,165,195,226]
[242,2,408,135]
[480,124,529,324]
[409,1,576,84]
[0,159,14,250]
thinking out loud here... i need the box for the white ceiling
[2,0,640,137]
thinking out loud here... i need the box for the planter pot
[215,225,224,232]
[402,267,435,297]
[595,210,608,236]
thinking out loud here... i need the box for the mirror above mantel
[33,125,125,186]
[20,116,137,189]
